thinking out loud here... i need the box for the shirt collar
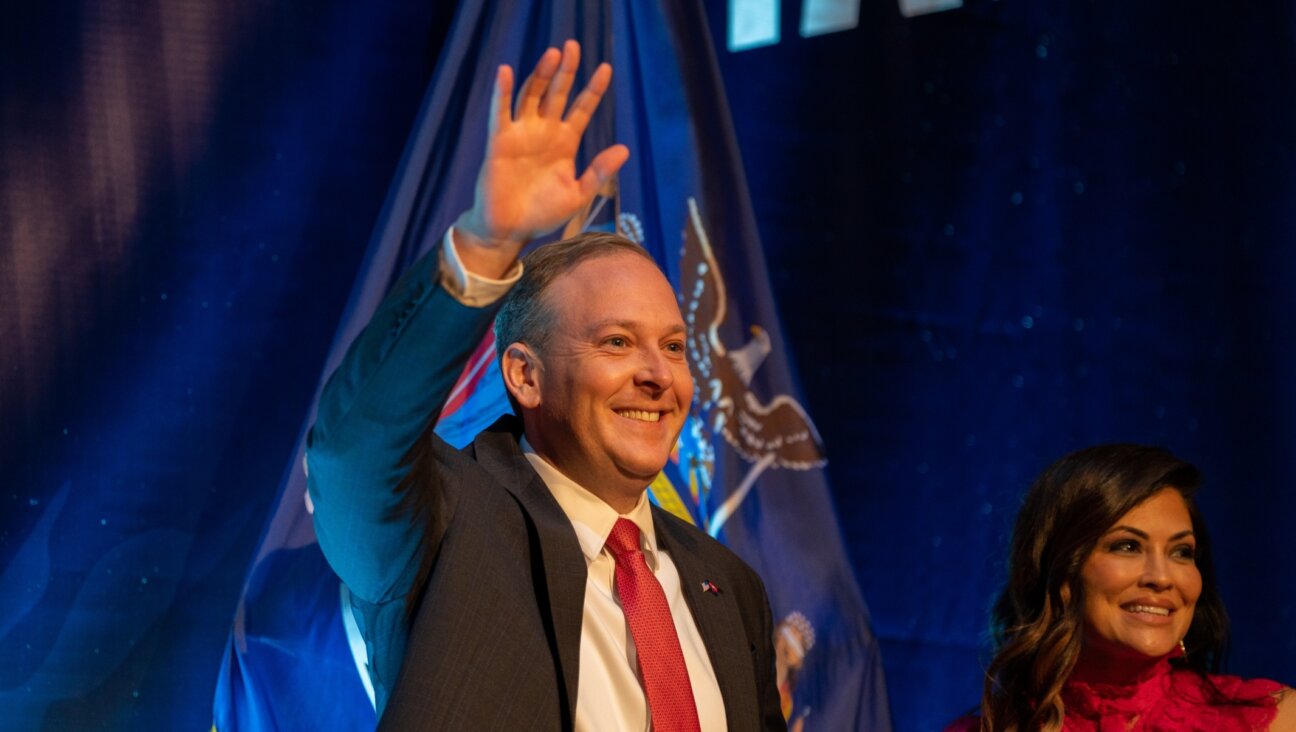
[520,436,658,563]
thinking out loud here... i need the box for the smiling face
[1079,488,1202,662]
[505,251,693,511]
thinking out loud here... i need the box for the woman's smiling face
[1079,488,1202,660]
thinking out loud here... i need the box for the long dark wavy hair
[980,444,1229,731]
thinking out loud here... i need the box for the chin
[614,437,674,466]
[611,451,671,483]
[1118,635,1181,659]
[1086,625,1180,663]
[618,458,669,482]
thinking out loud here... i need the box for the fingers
[490,65,514,132]
[578,144,630,200]
[509,42,613,130]
[539,40,580,118]
[564,62,612,136]
[514,46,561,119]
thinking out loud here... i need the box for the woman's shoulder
[1188,669,1287,702]
[939,675,1293,731]
[1166,670,1293,730]
[1268,686,1296,731]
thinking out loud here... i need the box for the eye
[604,336,629,348]
[1171,544,1197,561]
[1108,539,1140,554]
[664,340,686,355]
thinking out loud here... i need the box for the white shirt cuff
[437,227,523,307]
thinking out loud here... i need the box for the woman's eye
[1172,545,1197,561]
[1109,540,1139,553]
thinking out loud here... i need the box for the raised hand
[454,40,629,278]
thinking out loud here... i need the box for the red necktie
[605,518,702,732]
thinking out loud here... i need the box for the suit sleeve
[305,242,502,605]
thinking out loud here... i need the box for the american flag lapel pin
[700,580,720,595]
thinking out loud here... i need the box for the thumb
[577,144,630,201]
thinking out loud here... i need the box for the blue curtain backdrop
[3,1,1295,731]
[1,2,452,729]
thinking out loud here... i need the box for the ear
[501,342,543,409]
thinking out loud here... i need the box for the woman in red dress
[948,444,1295,731]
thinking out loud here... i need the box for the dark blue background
[711,2,1296,729]
[2,1,1293,730]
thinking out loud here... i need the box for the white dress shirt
[438,230,726,730]
[436,228,522,304]
[523,441,727,732]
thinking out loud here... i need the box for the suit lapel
[471,419,758,727]
[474,419,586,725]
[653,509,757,729]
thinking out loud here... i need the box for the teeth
[616,409,661,423]
[1126,604,1171,616]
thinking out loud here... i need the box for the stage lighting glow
[801,0,859,38]
[899,0,963,18]
[728,0,779,51]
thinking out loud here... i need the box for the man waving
[307,41,784,731]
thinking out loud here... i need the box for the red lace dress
[945,653,1283,731]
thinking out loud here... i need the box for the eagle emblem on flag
[677,198,827,536]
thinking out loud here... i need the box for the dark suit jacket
[307,246,785,730]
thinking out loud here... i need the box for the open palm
[460,41,629,250]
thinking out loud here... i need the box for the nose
[634,346,674,395]
[1139,552,1174,591]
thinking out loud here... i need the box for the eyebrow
[587,320,687,336]
[1107,525,1195,541]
